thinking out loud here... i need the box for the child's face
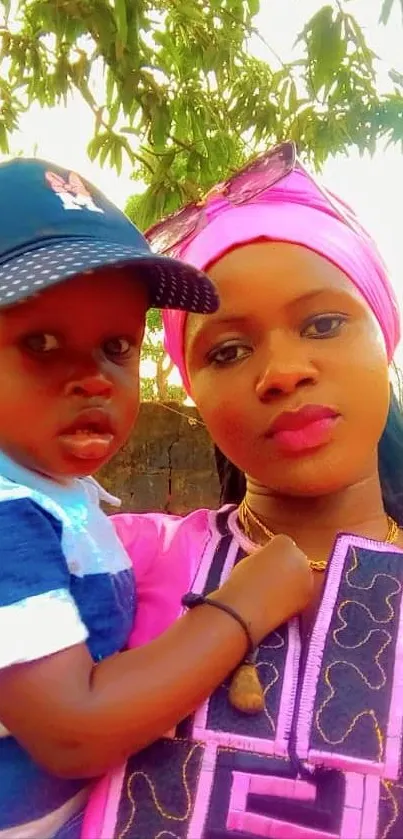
[0,268,148,480]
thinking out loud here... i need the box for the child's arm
[0,505,312,780]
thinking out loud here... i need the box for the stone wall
[98,402,220,514]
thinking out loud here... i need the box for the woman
[83,142,403,839]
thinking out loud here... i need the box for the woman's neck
[244,473,391,560]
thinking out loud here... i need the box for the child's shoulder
[0,473,61,527]
[0,473,75,544]
[0,472,33,500]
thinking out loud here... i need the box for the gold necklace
[238,498,400,572]
[230,499,401,717]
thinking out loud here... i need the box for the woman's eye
[103,337,133,359]
[302,314,347,339]
[207,342,251,366]
[23,333,60,353]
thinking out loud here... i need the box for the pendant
[228,649,265,714]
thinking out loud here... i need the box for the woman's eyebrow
[190,287,349,342]
[206,289,330,327]
[205,315,249,328]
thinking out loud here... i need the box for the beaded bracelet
[182,591,264,715]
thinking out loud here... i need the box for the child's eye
[301,314,347,339]
[23,333,60,353]
[103,337,133,359]
[207,341,252,367]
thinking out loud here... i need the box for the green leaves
[88,130,134,173]
[113,0,128,55]
[139,309,185,401]
[297,5,343,96]
[379,0,403,24]
[380,0,395,23]
[0,0,402,227]
[296,4,376,105]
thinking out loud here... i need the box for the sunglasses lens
[227,142,295,204]
[146,205,200,255]
[145,142,297,255]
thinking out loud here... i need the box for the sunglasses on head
[145,140,369,259]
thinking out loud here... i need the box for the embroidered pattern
[85,517,403,839]
[116,741,203,839]
[379,780,403,839]
[311,546,401,767]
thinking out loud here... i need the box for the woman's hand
[215,535,313,645]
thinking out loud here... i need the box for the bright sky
[2,0,402,373]
[253,0,403,305]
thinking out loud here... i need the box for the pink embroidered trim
[227,768,366,839]
[192,700,210,734]
[308,749,385,775]
[340,772,366,838]
[81,772,112,839]
[190,510,224,597]
[360,774,381,839]
[193,727,276,755]
[385,577,403,778]
[187,742,218,838]
[227,507,255,553]
[227,773,321,838]
[228,771,250,815]
[297,534,353,758]
[192,529,241,734]
[344,772,364,808]
[220,532,242,582]
[227,809,338,838]
[275,617,301,755]
[248,774,316,800]
[297,534,403,762]
[99,765,127,839]
[227,508,301,756]
[340,806,363,839]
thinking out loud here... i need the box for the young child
[0,157,304,838]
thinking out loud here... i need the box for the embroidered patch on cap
[45,171,104,214]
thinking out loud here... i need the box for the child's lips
[58,430,115,460]
[59,409,116,460]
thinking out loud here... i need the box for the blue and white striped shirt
[0,451,136,837]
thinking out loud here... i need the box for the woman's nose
[255,336,318,401]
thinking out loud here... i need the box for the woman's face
[185,242,390,496]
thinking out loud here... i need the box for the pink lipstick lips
[267,404,340,455]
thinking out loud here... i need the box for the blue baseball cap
[0,158,218,313]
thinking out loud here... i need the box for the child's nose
[65,373,113,398]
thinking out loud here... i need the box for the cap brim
[0,238,219,313]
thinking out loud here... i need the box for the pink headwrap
[162,170,400,393]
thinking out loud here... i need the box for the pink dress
[82,506,403,839]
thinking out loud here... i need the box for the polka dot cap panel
[0,238,219,314]
[147,255,219,314]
